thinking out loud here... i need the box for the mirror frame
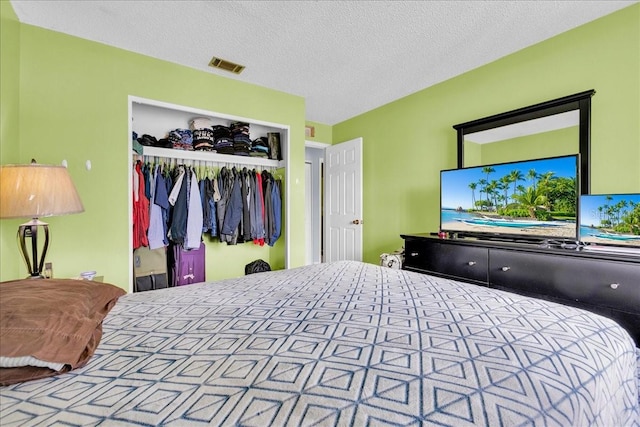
[453,89,595,194]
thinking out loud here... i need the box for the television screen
[579,193,640,248]
[440,154,579,241]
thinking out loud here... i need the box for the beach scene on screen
[579,194,640,247]
[441,155,578,239]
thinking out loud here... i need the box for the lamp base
[17,219,49,279]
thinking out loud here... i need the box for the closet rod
[141,155,280,172]
[142,146,283,169]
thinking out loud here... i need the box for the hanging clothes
[155,166,171,246]
[249,170,263,245]
[253,170,266,246]
[168,165,186,205]
[262,170,274,247]
[147,164,166,250]
[136,159,282,250]
[132,160,149,249]
[217,167,233,243]
[143,163,152,200]
[185,168,204,250]
[168,166,188,245]
[221,168,243,245]
[163,167,174,244]
[240,168,252,242]
[200,176,217,237]
[268,178,282,247]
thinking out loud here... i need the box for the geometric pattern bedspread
[1,261,638,426]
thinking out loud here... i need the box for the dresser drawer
[405,239,488,283]
[489,249,640,313]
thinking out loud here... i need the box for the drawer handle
[410,252,419,257]
[610,283,619,290]
[501,266,511,272]
[467,261,477,266]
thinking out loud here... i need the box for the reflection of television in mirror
[579,193,640,248]
[440,154,580,242]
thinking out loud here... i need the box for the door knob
[352,219,361,225]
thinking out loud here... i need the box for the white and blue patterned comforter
[1,261,639,426]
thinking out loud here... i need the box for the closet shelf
[142,146,284,169]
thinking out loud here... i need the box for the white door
[304,161,313,265]
[324,137,363,262]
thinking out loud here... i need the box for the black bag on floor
[245,259,271,275]
[133,246,169,292]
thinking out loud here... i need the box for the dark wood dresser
[401,233,640,345]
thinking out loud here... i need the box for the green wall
[466,126,579,167]
[305,120,333,144]
[1,7,306,287]
[333,4,640,265]
[0,1,19,165]
[0,1,21,280]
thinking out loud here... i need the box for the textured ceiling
[10,0,637,125]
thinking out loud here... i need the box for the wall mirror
[453,90,595,194]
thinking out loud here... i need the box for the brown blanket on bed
[0,278,125,385]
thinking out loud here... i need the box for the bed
[1,261,639,426]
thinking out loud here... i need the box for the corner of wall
[304,120,333,145]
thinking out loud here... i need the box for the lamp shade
[0,164,85,219]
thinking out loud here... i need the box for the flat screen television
[440,154,579,242]
[579,193,640,248]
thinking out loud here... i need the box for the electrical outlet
[44,262,53,279]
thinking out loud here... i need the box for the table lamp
[0,161,84,278]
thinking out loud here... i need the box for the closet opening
[128,96,290,291]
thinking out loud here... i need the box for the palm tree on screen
[509,170,524,200]
[527,169,538,190]
[500,175,511,208]
[468,182,477,208]
[478,178,488,206]
[512,187,547,219]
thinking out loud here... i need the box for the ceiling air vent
[208,56,245,74]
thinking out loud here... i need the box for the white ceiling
[10,0,637,125]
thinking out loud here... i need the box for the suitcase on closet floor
[170,242,206,286]
[133,246,169,292]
